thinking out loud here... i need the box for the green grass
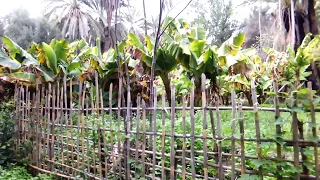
[0,166,54,180]
[41,104,320,179]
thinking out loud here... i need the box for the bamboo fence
[13,73,319,180]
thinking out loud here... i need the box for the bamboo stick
[181,96,187,180]
[273,81,282,179]
[25,85,29,142]
[215,94,223,179]
[14,84,19,151]
[117,75,123,180]
[291,81,300,179]
[35,83,40,168]
[160,92,166,179]
[43,86,48,170]
[125,75,132,179]
[201,74,208,179]
[30,91,35,163]
[69,79,75,176]
[90,82,97,177]
[109,83,115,175]
[81,85,87,175]
[46,84,51,171]
[59,84,65,167]
[190,79,196,179]
[152,87,157,180]
[56,82,61,166]
[84,94,90,175]
[170,84,176,179]
[95,72,103,179]
[135,94,141,179]
[308,82,319,179]
[40,85,45,167]
[141,100,147,178]
[231,90,236,180]
[51,84,57,170]
[76,81,82,174]
[100,89,108,179]
[251,79,263,178]
[63,76,68,168]
[238,98,246,175]
[59,85,64,167]
[16,86,22,146]
[209,108,218,168]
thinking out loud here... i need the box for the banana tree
[125,30,179,105]
[126,17,221,106]
[0,36,42,85]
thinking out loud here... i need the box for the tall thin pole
[291,0,296,49]
[143,0,148,37]
[258,0,263,50]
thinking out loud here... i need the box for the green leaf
[0,50,21,70]
[274,137,286,147]
[297,88,310,95]
[180,38,190,55]
[36,66,54,82]
[307,136,318,143]
[238,174,259,180]
[292,106,305,113]
[188,26,206,40]
[275,116,284,125]
[145,36,154,52]
[128,33,145,52]
[42,42,57,74]
[231,31,246,49]
[217,31,246,57]
[67,62,81,72]
[49,39,69,63]
[307,121,317,128]
[189,40,206,58]
[266,92,276,95]
[1,36,38,66]
[251,159,266,168]
[0,72,36,83]
[127,159,135,164]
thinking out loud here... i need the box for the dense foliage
[0,15,320,107]
[0,1,320,178]
[0,166,53,180]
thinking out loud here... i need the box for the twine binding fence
[13,73,319,179]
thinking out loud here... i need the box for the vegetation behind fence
[14,74,319,179]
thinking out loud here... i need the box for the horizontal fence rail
[13,74,320,180]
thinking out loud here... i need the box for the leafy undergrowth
[49,106,319,179]
[0,166,54,180]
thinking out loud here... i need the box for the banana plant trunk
[159,72,171,105]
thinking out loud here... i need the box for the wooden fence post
[308,82,319,179]
[273,80,283,179]
[201,74,208,179]
[251,79,263,179]
[231,90,237,180]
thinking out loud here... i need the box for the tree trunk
[159,72,171,105]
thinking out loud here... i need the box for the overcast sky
[0,0,43,17]
[0,0,250,21]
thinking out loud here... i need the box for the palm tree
[121,6,145,38]
[43,0,102,40]
[78,0,128,51]
[42,0,128,51]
